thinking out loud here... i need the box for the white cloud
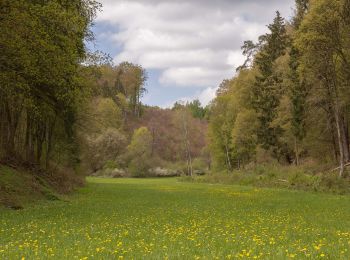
[96,0,294,104]
[162,86,218,109]
[160,67,231,88]
[197,87,218,106]
[227,51,246,69]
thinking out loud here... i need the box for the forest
[1,0,350,203]
[206,0,350,190]
[0,0,208,185]
[1,0,350,259]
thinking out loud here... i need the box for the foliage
[252,11,288,155]
[209,70,257,170]
[231,109,258,166]
[77,62,210,177]
[0,0,99,170]
[127,127,153,177]
[295,0,350,176]
[186,164,350,194]
[85,128,127,172]
[208,0,350,177]
[208,93,237,171]
[173,100,209,120]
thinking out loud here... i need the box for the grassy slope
[0,178,350,259]
[0,165,48,209]
[0,165,80,209]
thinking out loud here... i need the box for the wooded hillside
[1,0,350,207]
[78,63,209,177]
[208,0,350,179]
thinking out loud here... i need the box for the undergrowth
[0,162,84,209]
[181,164,350,194]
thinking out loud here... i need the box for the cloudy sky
[91,0,295,107]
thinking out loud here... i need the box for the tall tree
[209,93,237,171]
[252,11,289,159]
[296,0,350,176]
[288,47,308,165]
[0,0,100,167]
[287,0,310,165]
[115,62,147,118]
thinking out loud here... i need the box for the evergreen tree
[252,11,289,157]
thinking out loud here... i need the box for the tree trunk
[331,123,339,162]
[25,111,31,161]
[4,99,23,158]
[340,115,350,162]
[225,141,232,172]
[334,107,345,178]
[294,137,299,166]
[181,109,193,177]
[326,99,339,162]
[0,101,5,154]
[35,123,46,165]
[185,133,193,177]
[187,149,193,177]
[45,115,56,169]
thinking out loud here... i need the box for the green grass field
[1,177,350,259]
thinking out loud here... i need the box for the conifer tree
[252,12,288,157]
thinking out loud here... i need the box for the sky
[90,0,295,108]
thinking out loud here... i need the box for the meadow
[1,177,350,259]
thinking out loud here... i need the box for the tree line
[78,63,208,177]
[0,0,209,179]
[5,0,348,183]
[208,0,350,177]
[0,0,100,169]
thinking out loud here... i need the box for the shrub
[181,164,350,194]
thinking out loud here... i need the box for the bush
[84,128,127,172]
[126,127,153,177]
[148,167,181,177]
[128,159,152,177]
[91,168,129,178]
[103,160,119,170]
[180,164,350,194]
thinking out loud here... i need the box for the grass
[0,165,45,209]
[1,177,350,259]
[0,164,82,209]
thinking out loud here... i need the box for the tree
[237,40,259,71]
[0,0,100,167]
[85,128,127,172]
[174,105,194,176]
[252,11,289,159]
[172,99,208,120]
[296,0,350,177]
[292,0,310,28]
[127,127,153,177]
[115,62,147,118]
[231,110,258,168]
[209,94,237,171]
[187,99,207,120]
[206,0,350,174]
[288,46,308,165]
